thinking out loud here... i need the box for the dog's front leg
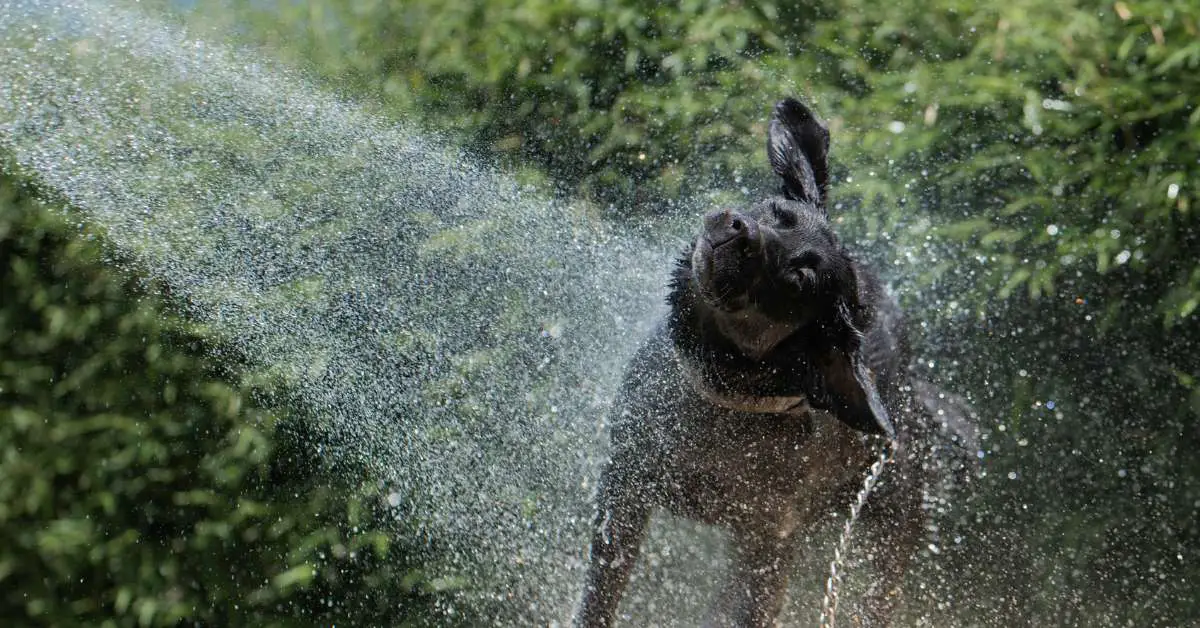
[707,531,795,628]
[852,449,924,626]
[575,460,651,628]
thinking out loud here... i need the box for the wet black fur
[575,99,973,627]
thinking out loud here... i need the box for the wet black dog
[576,99,957,627]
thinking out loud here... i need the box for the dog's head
[692,99,845,319]
[681,98,893,437]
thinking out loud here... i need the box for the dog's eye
[791,251,823,271]
[771,205,798,228]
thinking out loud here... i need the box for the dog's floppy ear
[767,98,830,213]
[818,349,895,437]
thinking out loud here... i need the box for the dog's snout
[704,209,755,247]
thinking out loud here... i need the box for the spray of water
[817,441,899,628]
[0,1,975,624]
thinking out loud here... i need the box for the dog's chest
[659,402,872,531]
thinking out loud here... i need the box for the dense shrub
[0,175,449,626]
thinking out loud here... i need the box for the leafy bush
[178,0,1199,321]
[0,174,450,626]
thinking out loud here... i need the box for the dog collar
[675,349,811,416]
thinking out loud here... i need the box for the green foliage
[0,175,449,626]
[825,0,1199,320]
[172,0,1199,323]
[158,0,820,201]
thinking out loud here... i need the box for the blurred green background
[2,0,1198,624]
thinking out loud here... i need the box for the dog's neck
[674,347,811,416]
[712,307,800,360]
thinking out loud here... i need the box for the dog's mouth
[692,238,762,311]
[691,211,776,311]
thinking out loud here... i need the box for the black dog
[576,99,951,627]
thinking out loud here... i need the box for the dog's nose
[703,209,753,247]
